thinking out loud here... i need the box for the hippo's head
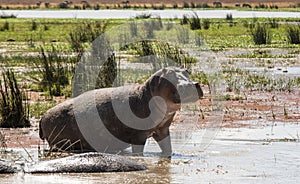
[147,67,203,109]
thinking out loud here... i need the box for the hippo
[39,67,203,156]
[0,152,147,174]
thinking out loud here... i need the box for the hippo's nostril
[194,82,203,98]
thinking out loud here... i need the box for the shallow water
[245,66,300,77]
[0,122,299,183]
[1,9,300,19]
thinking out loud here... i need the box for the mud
[0,121,299,183]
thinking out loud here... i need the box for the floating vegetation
[222,66,300,92]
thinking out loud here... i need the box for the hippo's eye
[185,69,191,74]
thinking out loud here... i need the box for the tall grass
[92,35,117,89]
[226,13,233,21]
[189,13,201,30]
[69,21,109,58]
[268,18,279,29]
[130,40,196,70]
[1,21,9,31]
[250,23,271,45]
[31,20,38,31]
[33,46,74,97]
[0,69,30,128]
[180,14,189,25]
[129,21,138,37]
[203,19,210,30]
[286,25,300,44]
[68,21,118,96]
[72,33,117,96]
[176,26,190,44]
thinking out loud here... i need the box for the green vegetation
[128,40,196,69]
[0,18,298,51]
[189,13,201,30]
[286,25,300,44]
[34,45,73,97]
[0,17,298,128]
[250,23,271,45]
[30,100,57,119]
[0,69,30,128]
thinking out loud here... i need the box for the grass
[231,52,296,58]
[128,40,197,70]
[0,69,30,128]
[0,18,124,43]
[250,23,271,45]
[0,17,298,128]
[0,18,298,53]
[286,24,300,44]
[33,45,74,97]
[30,99,57,119]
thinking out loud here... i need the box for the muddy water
[0,122,299,183]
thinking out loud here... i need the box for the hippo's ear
[148,75,160,95]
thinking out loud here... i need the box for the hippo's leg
[132,144,145,156]
[153,128,172,157]
[131,133,147,156]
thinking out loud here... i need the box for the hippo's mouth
[174,82,203,104]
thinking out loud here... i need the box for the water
[1,9,299,19]
[0,122,299,183]
[245,66,300,77]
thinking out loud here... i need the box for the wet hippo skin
[0,152,147,173]
[39,67,203,156]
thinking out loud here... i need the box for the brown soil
[172,87,300,130]
[0,88,299,149]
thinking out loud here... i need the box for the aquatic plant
[226,13,233,21]
[129,21,138,37]
[286,24,300,44]
[31,20,38,31]
[1,21,9,31]
[203,19,210,30]
[176,26,190,44]
[33,45,73,97]
[0,69,30,128]
[130,40,196,70]
[68,21,109,56]
[180,14,189,25]
[268,18,279,29]
[73,35,117,96]
[189,13,201,30]
[250,23,271,45]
